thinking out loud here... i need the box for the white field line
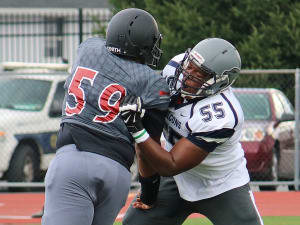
[116,213,125,220]
[0,215,32,219]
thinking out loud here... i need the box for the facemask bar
[171,49,190,93]
[180,68,215,98]
[173,49,217,98]
[147,33,163,67]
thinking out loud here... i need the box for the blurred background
[0,0,299,193]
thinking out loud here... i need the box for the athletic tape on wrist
[133,129,149,143]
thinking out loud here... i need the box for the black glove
[119,95,145,134]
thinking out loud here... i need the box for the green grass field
[23,216,300,225]
[182,217,300,225]
[112,216,300,225]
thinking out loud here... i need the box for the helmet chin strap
[180,89,203,99]
[180,92,194,99]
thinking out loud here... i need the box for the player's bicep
[187,128,235,153]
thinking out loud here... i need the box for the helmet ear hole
[142,46,150,51]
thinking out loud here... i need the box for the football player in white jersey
[120,38,264,225]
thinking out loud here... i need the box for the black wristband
[139,173,160,205]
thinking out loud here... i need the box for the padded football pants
[123,176,264,225]
[42,144,131,225]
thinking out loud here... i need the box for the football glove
[119,95,145,134]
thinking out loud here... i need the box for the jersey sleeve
[140,71,170,111]
[185,100,236,153]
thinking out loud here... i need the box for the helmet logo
[106,46,121,54]
[190,51,205,67]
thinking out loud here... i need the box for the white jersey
[162,54,250,201]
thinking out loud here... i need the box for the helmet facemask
[142,33,163,67]
[173,49,217,99]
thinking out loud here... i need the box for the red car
[233,88,295,181]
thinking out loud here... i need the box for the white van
[0,63,68,182]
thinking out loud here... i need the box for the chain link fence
[0,69,299,192]
[0,8,299,191]
[235,69,300,191]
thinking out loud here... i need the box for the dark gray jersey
[61,37,170,144]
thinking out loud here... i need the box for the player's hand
[119,95,145,134]
[132,195,154,210]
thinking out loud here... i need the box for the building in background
[0,4,111,64]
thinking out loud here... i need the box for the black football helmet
[173,38,241,98]
[106,8,163,67]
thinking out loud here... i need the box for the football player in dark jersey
[120,38,264,225]
[42,8,169,225]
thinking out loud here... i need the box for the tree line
[105,0,300,105]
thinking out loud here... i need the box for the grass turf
[20,216,300,225]
[181,217,300,225]
[113,216,300,225]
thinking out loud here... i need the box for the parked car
[0,65,68,183]
[233,88,295,181]
[0,63,139,186]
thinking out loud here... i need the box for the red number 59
[65,66,126,123]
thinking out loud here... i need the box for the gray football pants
[42,144,131,225]
[123,177,264,225]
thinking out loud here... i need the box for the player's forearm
[137,137,180,176]
[136,146,157,177]
[136,134,162,177]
